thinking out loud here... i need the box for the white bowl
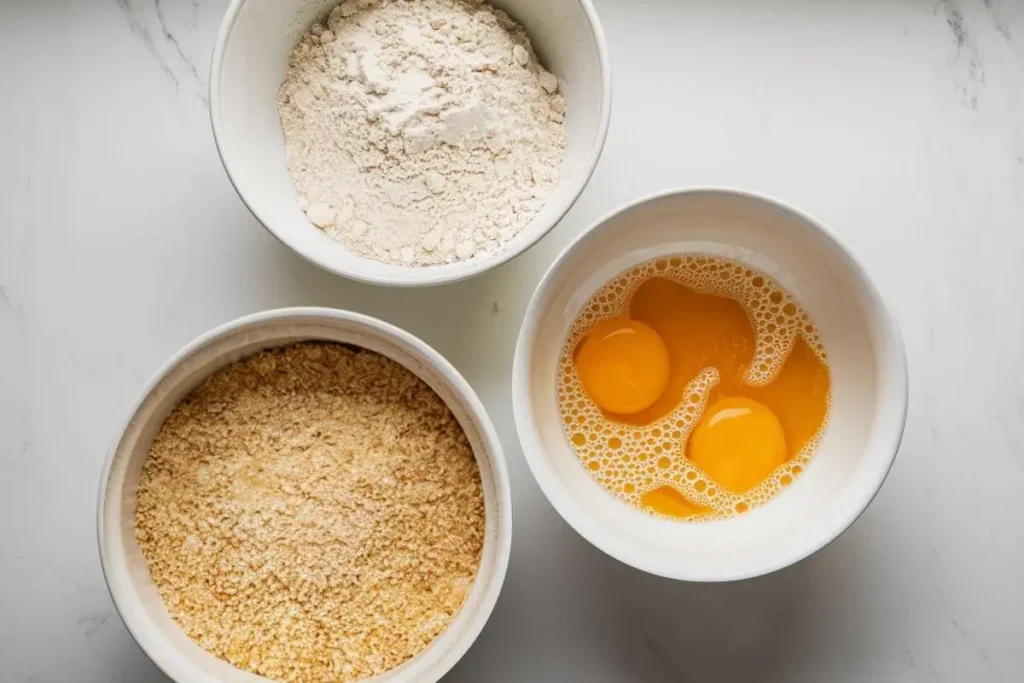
[210,0,611,287]
[512,188,908,582]
[98,308,513,683]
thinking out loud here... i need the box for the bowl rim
[96,306,513,682]
[511,186,909,582]
[208,0,613,287]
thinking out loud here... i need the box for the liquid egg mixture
[558,254,831,520]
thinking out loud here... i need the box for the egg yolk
[641,485,710,520]
[575,319,671,415]
[687,397,787,493]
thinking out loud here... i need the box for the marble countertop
[2,0,1023,681]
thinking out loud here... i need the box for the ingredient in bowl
[688,396,787,493]
[278,0,566,266]
[557,254,831,520]
[574,318,671,415]
[134,342,485,683]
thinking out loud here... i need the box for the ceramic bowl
[210,0,611,286]
[512,188,908,581]
[98,307,512,683]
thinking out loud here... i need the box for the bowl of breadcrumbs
[98,307,512,683]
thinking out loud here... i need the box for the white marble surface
[2,0,1023,680]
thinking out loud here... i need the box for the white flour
[278,0,566,266]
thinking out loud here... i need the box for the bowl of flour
[211,0,610,286]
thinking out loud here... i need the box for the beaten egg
[558,254,831,520]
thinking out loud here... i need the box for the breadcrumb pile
[135,342,485,682]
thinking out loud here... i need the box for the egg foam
[557,254,832,521]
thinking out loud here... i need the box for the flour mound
[278,0,566,266]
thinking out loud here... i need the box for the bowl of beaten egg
[512,188,908,581]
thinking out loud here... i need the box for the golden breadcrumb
[134,342,484,682]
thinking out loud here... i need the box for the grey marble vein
[940,0,987,110]
[951,617,991,663]
[154,0,203,87]
[994,414,1024,474]
[112,0,208,106]
[982,0,1015,40]
[643,632,691,683]
[112,0,180,92]
[926,661,949,682]
[77,612,112,639]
